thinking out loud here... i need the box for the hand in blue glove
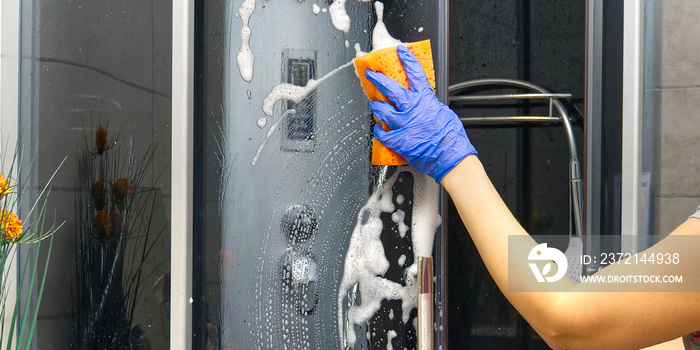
[364,45,477,183]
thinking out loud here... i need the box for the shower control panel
[281,49,317,152]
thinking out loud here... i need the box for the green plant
[0,141,65,350]
[74,124,167,350]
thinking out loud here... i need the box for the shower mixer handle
[280,250,320,316]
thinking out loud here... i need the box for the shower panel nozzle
[282,203,318,246]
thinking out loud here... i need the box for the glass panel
[18,1,172,348]
[195,0,445,349]
[448,1,586,348]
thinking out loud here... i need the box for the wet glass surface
[195,0,444,349]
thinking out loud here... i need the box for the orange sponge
[354,40,436,166]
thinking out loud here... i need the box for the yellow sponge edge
[354,40,436,166]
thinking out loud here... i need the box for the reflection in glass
[448,0,585,348]
[16,0,172,347]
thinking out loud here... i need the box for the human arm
[442,155,700,350]
[366,44,700,350]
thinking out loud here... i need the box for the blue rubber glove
[365,45,477,183]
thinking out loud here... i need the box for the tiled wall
[651,0,700,236]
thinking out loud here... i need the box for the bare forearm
[441,156,571,332]
[441,155,530,286]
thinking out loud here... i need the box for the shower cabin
[2,0,668,348]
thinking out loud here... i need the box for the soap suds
[391,210,409,238]
[312,4,321,15]
[262,61,353,116]
[337,170,440,347]
[329,0,350,33]
[398,254,406,266]
[371,2,403,51]
[237,0,256,82]
[251,109,295,166]
[410,171,441,257]
[337,172,417,347]
[354,43,366,57]
[386,330,397,349]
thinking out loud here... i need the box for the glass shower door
[194,0,448,349]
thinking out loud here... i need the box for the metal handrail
[456,116,560,124]
[449,93,571,101]
[448,78,583,240]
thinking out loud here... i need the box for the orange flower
[1,210,22,241]
[0,173,9,198]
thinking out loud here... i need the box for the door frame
[171,0,195,349]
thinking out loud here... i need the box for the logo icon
[528,243,568,283]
